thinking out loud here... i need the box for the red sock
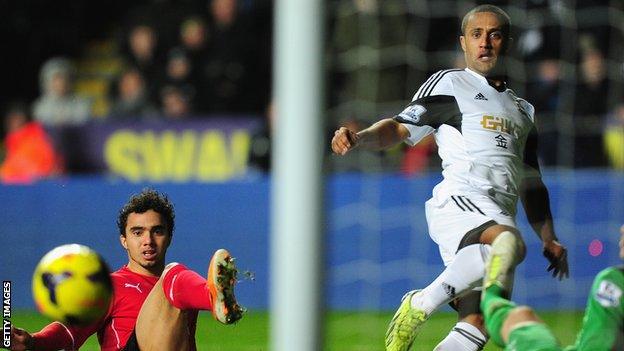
[162,264,213,310]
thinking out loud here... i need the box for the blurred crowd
[26,0,272,125]
[1,0,273,182]
[1,0,624,183]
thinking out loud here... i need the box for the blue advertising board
[1,171,623,311]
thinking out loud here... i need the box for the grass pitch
[11,310,582,350]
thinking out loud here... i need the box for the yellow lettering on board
[140,131,162,181]
[196,131,231,181]
[104,130,143,181]
[164,131,197,182]
[141,131,197,182]
[105,129,252,182]
[229,130,251,174]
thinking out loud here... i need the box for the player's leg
[433,293,487,350]
[386,243,490,351]
[133,264,193,351]
[416,198,524,319]
[480,230,524,346]
[482,289,560,349]
[481,232,561,349]
[386,199,497,350]
[432,224,526,350]
[386,196,522,350]
[133,250,243,351]
[432,214,526,350]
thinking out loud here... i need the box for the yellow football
[32,244,112,325]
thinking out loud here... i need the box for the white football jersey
[395,68,537,215]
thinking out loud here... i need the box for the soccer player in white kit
[331,4,569,351]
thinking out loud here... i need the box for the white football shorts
[425,193,517,266]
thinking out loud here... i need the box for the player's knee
[507,305,539,322]
[493,229,527,263]
[512,232,527,262]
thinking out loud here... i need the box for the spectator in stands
[572,39,609,168]
[124,24,162,100]
[604,103,624,170]
[1,102,61,183]
[177,16,210,114]
[160,85,192,119]
[197,0,269,114]
[157,48,197,111]
[526,59,561,166]
[108,68,158,120]
[32,57,92,126]
[179,17,209,76]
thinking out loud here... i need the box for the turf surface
[11,310,582,350]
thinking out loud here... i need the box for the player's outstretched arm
[331,118,409,155]
[7,320,101,351]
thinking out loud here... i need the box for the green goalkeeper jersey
[566,265,624,351]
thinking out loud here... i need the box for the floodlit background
[1,0,623,349]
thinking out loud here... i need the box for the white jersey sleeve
[412,69,456,100]
[395,70,462,146]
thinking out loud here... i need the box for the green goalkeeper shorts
[506,322,562,351]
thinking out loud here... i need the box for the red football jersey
[32,266,199,351]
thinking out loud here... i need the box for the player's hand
[331,127,359,155]
[8,326,34,351]
[543,240,569,280]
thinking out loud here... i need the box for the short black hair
[461,4,511,37]
[117,188,175,237]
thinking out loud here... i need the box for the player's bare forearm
[331,118,409,155]
[520,176,556,242]
[356,119,409,150]
[521,176,569,279]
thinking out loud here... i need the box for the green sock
[481,285,516,347]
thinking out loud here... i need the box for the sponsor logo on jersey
[495,134,508,149]
[480,115,518,136]
[124,282,143,293]
[594,280,622,307]
[474,92,488,100]
[397,104,427,125]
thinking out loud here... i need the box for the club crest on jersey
[396,104,426,125]
[480,115,518,137]
[595,280,622,307]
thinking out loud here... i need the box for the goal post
[271,0,325,350]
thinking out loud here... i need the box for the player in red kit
[8,189,244,351]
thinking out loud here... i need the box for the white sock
[411,244,490,314]
[433,322,487,350]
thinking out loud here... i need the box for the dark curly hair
[117,188,175,237]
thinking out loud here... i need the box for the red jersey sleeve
[32,319,101,351]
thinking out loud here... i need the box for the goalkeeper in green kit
[481,225,624,350]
